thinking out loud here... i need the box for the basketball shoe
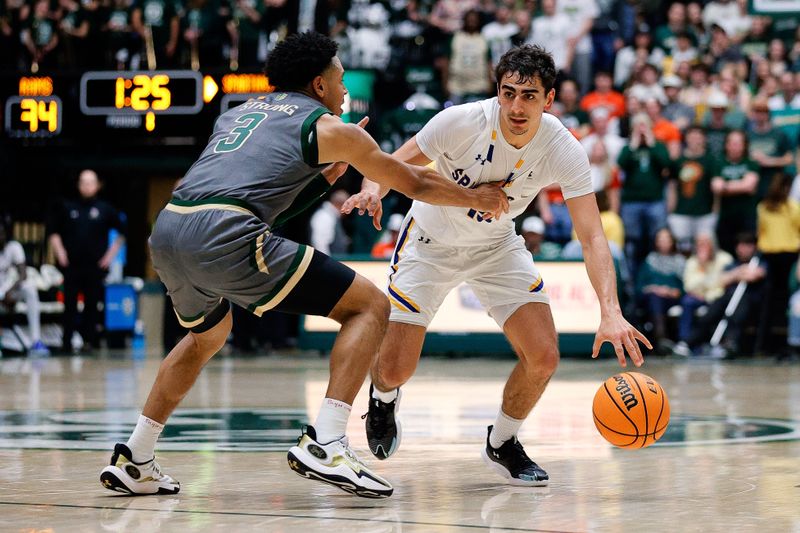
[287,426,393,498]
[100,443,180,495]
[363,384,402,459]
[481,425,549,486]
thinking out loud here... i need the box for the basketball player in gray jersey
[100,32,509,499]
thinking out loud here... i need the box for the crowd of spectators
[3,0,800,359]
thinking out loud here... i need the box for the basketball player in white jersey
[343,45,651,485]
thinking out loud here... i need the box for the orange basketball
[592,372,670,449]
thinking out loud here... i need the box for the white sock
[314,398,352,444]
[22,283,42,342]
[126,415,164,463]
[489,410,524,449]
[371,385,398,403]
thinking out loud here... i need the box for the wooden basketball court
[1,353,799,532]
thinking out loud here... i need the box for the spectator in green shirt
[712,129,760,254]
[667,126,719,252]
[618,112,672,276]
[747,98,795,198]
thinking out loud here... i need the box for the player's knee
[521,343,559,377]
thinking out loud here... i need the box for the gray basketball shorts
[149,200,356,332]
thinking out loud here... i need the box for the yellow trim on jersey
[254,232,270,274]
[252,246,314,316]
[388,297,409,312]
[165,203,253,217]
[388,283,420,312]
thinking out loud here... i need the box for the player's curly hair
[495,45,557,93]
[265,32,339,92]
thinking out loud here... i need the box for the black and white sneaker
[481,425,549,486]
[363,384,402,460]
[100,443,180,495]
[287,425,393,499]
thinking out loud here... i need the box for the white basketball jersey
[411,97,593,246]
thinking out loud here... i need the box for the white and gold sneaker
[100,443,180,495]
[287,426,393,498]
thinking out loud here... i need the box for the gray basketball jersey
[172,92,332,227]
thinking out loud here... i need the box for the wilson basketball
[592,372,670,449]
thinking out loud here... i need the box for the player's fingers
[372,205,383,231]
[591,337,602,359]
[357,116,369,128]
[623,334,643,367]
[613,341,627,367]
[632,328,653,350]
[340,197,356,214]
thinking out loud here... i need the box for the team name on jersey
[240,101,299,115]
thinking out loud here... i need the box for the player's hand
[321,117,369,184]
[473,182,509,220]
[56,249,69,268]
[98,253,113,270]
[341,190,383,230]
[592,312,651,368]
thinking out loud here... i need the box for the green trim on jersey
[247,244,308,313]
[169,196,259,216]
[300,107,332,166]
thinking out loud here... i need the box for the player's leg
[364,321,426,459]
[481,302,557,487]
[363,217,455,460]
[100,301,232,495]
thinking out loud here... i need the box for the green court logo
[0,409,797,451]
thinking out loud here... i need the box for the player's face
[320,57,347,116]
[497,73,555,141]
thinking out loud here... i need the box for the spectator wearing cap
[712,130,760,254]
[768,72,800,111]
[614,25,665,89]
[618,112,672,277]
[747,98,795,198]
[370,213,406,259]
[667,126,719,251]
[661,75,694,131]
[700,91,745,156]
[580,71,626,120]
[520,216,562,259]
[645,98,682,159]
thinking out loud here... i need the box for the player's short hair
[495,45,557,93]
[266,32,339,92]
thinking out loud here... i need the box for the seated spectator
[520,215,561,260]
[669,32,698,69]
[580,71,625,121]
[755,173,800,355]
[672,232,733,356]
[0,221,49,356]
[713,129,760,254]
[629,63,667,105]
[715,64,752,115]
[680,63,713,123]
[562,190,624,258]
[636,227,685,353]
[685,232,766,357]
[371,213,405,259]
[667,126,719,251]
[583,136,621,212]
[481,4,517,69]
[699,91,744,155]
[703,22,746,79]
[654,2,689,53]
[766,37,789,78]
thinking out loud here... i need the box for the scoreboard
[1,71,274,141]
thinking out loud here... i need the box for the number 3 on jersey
[214,112,268,153]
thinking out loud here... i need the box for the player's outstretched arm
[566,192,651,368]
[342,136,433,229]
[317,115,509,219]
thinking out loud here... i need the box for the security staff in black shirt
[48,170,126,353]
